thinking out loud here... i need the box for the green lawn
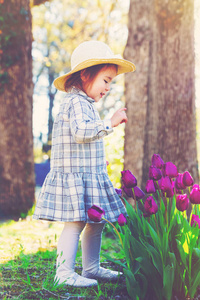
[0,217,130,300]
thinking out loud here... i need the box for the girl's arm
[67,96,113,143]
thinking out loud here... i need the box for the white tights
[56,222,105,278]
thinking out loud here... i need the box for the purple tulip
[164,187,174,198]
[193,184,199,189]
[144,196,158,215]
[118,214,127,226]
[176,194,189,212]
[122,185,133,198]
[191,214,200,228]
[172,180,181,194]
[88,205,105,222]
[121,170,137,188]
[182,171,194,187]
[190,185,200,204]
[162,162,178,178]
[145,180,156,193]
[134,186,145,200]
[115,188,122,197]
[160,176,173,192]
[122,185,145,201]
[151,154,164,169]
[175,173,186,190]
[149,166,162,181]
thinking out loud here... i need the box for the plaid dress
[33,88,127,223]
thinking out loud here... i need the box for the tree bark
[0,0,35,218]
[124,0,198,188]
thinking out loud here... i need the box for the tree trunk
[124,0,198,188]
[0,0,35,218]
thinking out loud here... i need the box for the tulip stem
[132,188,137,212]
[189,248,192,291]
[102,217,123,248]
[154,214,160,239]
[156,185,162,209]
[166,197,169,231]
[189,205,193,225]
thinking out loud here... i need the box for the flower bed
[88,154,200,300]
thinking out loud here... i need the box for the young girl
[33,40,136,287]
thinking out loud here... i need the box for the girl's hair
[64,63,118,92]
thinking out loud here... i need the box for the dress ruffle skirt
[33,170,127,223]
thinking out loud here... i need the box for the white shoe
[82,267,123,281]
[55,272,98,287]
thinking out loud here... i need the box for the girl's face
[82,65,117,102]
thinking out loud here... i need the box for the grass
[0,217,130,300]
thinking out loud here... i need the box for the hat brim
[54,58,136,92]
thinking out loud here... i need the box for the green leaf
[162,231,169,262]
[135,273,148,299]
[163,263,175,300]
[124,229,131,268]
[175,239,188,268]
[102,253,127,268]
[125,199,136,221]
[135,257,163,299]
[160,196,166,214]
[123,268,141,300]
[189,225,199,249]
[139,238,163,275]
[189,258,200,297]
[146,222,161,250]
[193,247,200,259]
[129,234,148,259]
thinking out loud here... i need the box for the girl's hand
[111,108,128,128]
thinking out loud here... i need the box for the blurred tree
[0,0,49,219]
[124,0,198,187]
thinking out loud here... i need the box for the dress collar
[70,87,95,104]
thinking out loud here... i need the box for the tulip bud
[122,185,134,198]
[149,166,162,181]
[122,185,145,201]
[118,214,127,226]
[88,205,105,222]
[144,196,158,215]
[164,187,174,198]
[172,180,181,194]
[176,194,189,212]
[182,171,194,187]
[151,154,164,169]
[175,173,186,190]
[190,185,200,204]
[191,214,200,228]
[160,176,172,192]
[163,162,178,178]
[192,184,199,189]
[121,170,137,188]
[115,188,122,197]
[134,186,145,200]
[145,180,156,193]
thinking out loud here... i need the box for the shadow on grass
[0,247,130,300]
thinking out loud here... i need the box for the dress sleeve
[67,96,113,143]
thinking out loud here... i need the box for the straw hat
[53,40,136,92]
